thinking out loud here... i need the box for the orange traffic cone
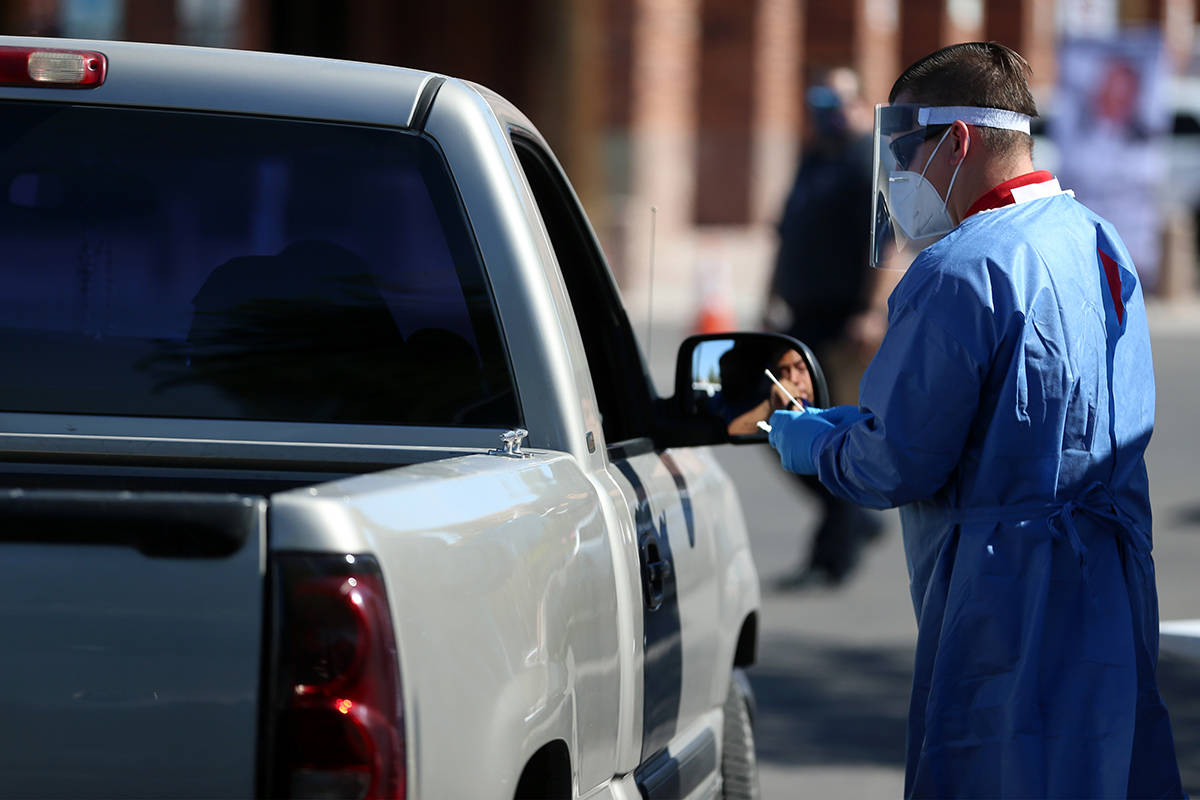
[693,301,736,335]
[692,261,736,334]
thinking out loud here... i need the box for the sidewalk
[1148,298,1200,336]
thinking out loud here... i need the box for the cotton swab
[764,368,801,409]
[757,368,803,434]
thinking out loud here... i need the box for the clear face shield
[870,104,1034,268]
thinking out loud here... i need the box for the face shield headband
[870,105,1033,268]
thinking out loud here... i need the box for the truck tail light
[262,554,405,800]
[0,46,107,87]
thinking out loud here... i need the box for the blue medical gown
[813,193,1184,798]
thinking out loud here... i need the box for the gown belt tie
[938,482,1159,665]
[933,481,1148,573]
[1046,481,1146,569]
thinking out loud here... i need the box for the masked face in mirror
[723,346,817,436]
[683,334,827,441]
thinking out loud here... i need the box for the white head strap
[917,106,1032,133]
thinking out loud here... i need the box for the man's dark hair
[889,42,1038,158]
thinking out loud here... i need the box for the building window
[693,0,757,226]
[60,0,123,39]
[178,0,241,47]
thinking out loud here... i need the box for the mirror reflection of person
[726,348,813,436]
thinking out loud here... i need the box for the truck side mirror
[672,332,829,444]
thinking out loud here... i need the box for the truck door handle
[641,537,672,611]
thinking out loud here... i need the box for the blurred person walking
[769,42,1184,798]
[766,67,886,588]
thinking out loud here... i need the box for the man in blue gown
[768,42,1185,798]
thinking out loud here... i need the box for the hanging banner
[1054,32,1169,290]
[1058,0,1119,39]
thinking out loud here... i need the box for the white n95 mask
[886,126,962,253]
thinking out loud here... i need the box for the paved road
[682,318,1200,797]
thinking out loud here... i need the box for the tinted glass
[0,102,518,427]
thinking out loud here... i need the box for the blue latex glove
[814,404,869,426]
[768,408,836,474]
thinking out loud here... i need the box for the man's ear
[949,120,971,165]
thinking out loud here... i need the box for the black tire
[721,668,760,800]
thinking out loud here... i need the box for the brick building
[0,0,1194,327]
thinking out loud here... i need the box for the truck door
[509,134,723,776]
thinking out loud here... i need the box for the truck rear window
[0,101,519,427]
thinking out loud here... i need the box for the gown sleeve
[813,262,992,508]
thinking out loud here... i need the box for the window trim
[509,131,657,448]
[0,414,515,470]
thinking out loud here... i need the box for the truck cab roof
[0,36,435,129]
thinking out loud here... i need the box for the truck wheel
[721,668,760,800]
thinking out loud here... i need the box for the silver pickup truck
[0,37,826,800]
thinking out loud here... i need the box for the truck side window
[0,102,519,428]
[511,135,655,447]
